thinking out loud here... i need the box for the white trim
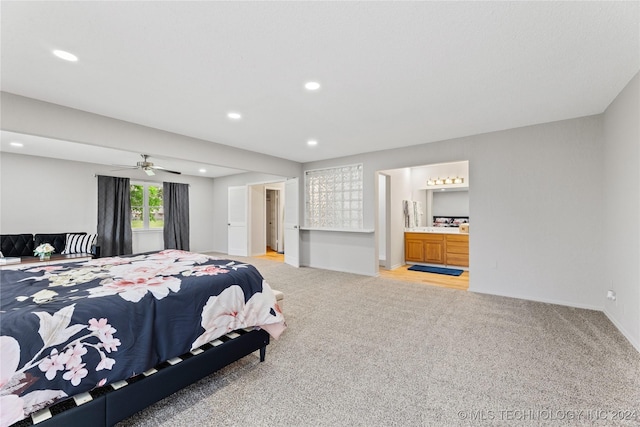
[470,289,638,352]
[603,307,640,352]
[469,288,602,311]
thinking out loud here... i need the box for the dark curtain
[163,182,190,251]
[97,175,133,256]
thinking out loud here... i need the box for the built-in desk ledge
[300,227,375,233]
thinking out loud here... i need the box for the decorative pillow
[62,233,97,254]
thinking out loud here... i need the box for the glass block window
[305,164,363,229]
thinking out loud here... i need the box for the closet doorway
[266,188,283,254]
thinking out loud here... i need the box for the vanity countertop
[405,227,465,234]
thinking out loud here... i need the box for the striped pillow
[62,234,97,255]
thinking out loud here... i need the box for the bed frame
[11,328,270,427]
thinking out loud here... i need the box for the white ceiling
[1,1,639,165]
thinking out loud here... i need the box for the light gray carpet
[118,255,640,426]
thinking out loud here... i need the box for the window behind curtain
[130,183,164,230]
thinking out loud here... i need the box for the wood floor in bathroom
[254,249,468,291]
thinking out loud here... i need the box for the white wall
[299,230,375,276]
[603,72,640,351]
[378,174,386,262]
[249,184,266,256]
[385,168,412,270]
[0,153,217,253]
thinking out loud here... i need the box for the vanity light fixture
[427,176,465,186]
[10,142,24,147]
[53,49,78,62]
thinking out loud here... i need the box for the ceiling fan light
[144,168,155,176]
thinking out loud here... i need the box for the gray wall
[2,80,638,350]
[0,152,217,253]
[303,115,605,312]
[603,72,639,349]
[432,191,469,217]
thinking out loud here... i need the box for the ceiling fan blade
[153,166,182,175]
[110,166,138,171]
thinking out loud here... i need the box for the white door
[284,178,299,267]
[228,186,248,256]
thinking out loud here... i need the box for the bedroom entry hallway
[255,248,285,262]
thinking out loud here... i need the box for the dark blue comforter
[0,250,285,426]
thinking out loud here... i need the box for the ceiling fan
[113,154,181,176]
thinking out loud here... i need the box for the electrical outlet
[606,290,616,301]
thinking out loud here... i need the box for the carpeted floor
[118,255,640,426]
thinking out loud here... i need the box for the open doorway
[376,161,470,290]
[247,181,286,262]
[266,188,284,257]
[228,178,298,266]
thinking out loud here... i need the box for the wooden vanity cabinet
[445,234,469,267]
[405,233,445,264]
[404,232,468,267]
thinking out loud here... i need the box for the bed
[0,250,286,427]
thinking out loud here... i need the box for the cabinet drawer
[422,233,444,242]
[446,253,469,267]
[446,234,469,244]
[446,242,469,255]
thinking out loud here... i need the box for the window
[305,164,363,229]
[130,183,164,230]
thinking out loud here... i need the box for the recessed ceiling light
[53,49,78,62]
[227,112,242,120]
[304,81,321,91]
[199,168,207,173]
[10,142,24,147]
[307,140,318,146]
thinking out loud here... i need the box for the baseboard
[471,287,639,353]
[469,287,603,312]
[603,308,640,353]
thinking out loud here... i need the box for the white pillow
[62,234,97,254]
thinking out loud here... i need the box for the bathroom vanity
[404,228,469,267]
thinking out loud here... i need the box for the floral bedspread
[0,250,285,427]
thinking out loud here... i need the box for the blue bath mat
[407,265,464,276]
